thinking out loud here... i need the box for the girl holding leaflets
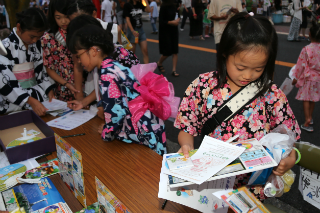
[123,0,152,63]
[69,25,167,155]
[174,12,301,200]
[292,21,320,132]
[0,8,55,116]
[41,0,80,102]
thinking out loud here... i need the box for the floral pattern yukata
[113,46,140,68]
[41,28,75,101]
[99,57,167,155]
[174,72,301,201]
[292,43,320,102]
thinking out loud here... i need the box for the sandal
[157,63,165,73]
[172,71,179,77]
[200,36,205,40]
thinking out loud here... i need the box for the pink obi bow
[128,63,180,127]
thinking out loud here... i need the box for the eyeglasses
[76,50,89,59]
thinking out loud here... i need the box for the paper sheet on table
[0,151,40,170]
[47,108,96,130]
[42,99,68,112]
[212,189,233,200]
[163,136,245,185]
[159,153,235,213]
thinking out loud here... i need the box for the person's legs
[205,25,209,36]
[126,29,136,53]
[309,101,315,122]
[139,40,149,63]
[116,11,123,29]
[303,101,311,126]
[158,55,168,68]
[172,54,179,76]
[151,17,158,32]
[180,8,188,30]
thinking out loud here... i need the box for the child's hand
[177,144,194,158]
[273,149,296,176]
[292,79,297,85]
[65,83,80,95]
[98,123,104,134]
[97,106,105,120]
[48,89,55,102]
[67,100,84,111]
[220,14,228,20]
[28,97,47,116]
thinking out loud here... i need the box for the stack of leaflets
[0,164,27,192]
[166,138,278,188]
[0,177,72,213]
[25,159,59,179]
[41,99,72,116]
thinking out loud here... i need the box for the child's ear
[16,23,21,34]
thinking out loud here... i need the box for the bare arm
[126,16,139,37]
[102,10,106,20]
[72,55,84,100]
[144,0,152,13]
[177,130,195,158]
[117,25,122,44]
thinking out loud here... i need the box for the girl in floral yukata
[174,12,301,201]
[292,21,320,132]
[0,8,55,116]
[68,25,167,155]
[41,0,80,101]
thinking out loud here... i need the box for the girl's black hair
[67,0,97,16]
[309,20,320,42]
[66,14,103,50]
[216,12,278,97]
[47,0,71,33]
[16,8,47,32]
[69,24,114,56]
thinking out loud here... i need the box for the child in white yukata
[0,8,55,116]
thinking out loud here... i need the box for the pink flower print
[226,126,232,132]
[50,39,56,45]
[120,48,129,56]
[275,111,284,124]
[254,131,264,140]
[108,79,121,98]
[249,118,261,132]
[187,125,196,135]
[231,115,246,129]
[222,133,232,141]
[162,132,166,143]
[104,113,112,123]
[101,59,113,68]
[188,113,197,123]
[179,98,189,111]
[102,126,114,138]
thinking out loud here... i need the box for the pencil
[161,199,168,210]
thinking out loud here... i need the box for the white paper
[0,151,40,170]
[159,153,235,213]
[212,189,233,200]
[42,99,68,112]
[47,109,96,130]
[163,136,245,185]
[169,138,278,188]
[299,167,320,209]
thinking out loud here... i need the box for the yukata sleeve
[100,68,126,141]
[0,55,30,107]
[269,84,301,141]
[174,76,204,136]
[292,47,307,80]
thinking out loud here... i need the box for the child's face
[54,10,70,30]
[16,25,44,46]
[76,48,95,72]
[226,48,267,91]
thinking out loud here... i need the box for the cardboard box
[0,110,55,164]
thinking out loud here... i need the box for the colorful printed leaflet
[167,156,194,170]
[95,177,131,213]
[75,202,99,213]
[1,177,71,213]
[163,136,245,185]
[0,164,26,192]
[25,159,59,179]
[221,186,271,213]
[55,133,86,207]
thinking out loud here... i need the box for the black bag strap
[201,82,265,138]
[106,22,113,32]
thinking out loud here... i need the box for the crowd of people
[1,0,320,206]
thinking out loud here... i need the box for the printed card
[167,156,194,170]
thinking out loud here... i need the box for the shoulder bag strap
[106,22,113,32]
[201,82,264,137]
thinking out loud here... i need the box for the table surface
[42,115,200,213]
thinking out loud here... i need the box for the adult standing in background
[123,0,152,63]
[116,0,127,32]
[180,0,191,31]
[287,0,303,41]
[157,0,180,76]
[102,0,116,22]
[246,0,253,12]
[190,0,204,40]
[42,0,50,6]
[207,0,241,51]
[149,0,159,34]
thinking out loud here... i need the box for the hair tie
[244,12,254,19]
